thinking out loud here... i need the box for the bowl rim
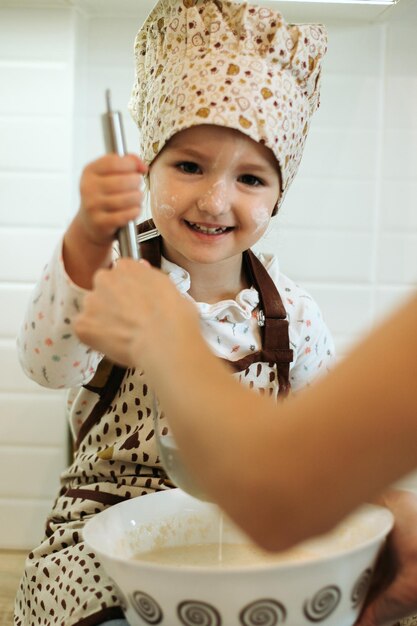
[83,490,394,573]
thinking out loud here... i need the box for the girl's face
[148,125,281,271]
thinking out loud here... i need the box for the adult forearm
[144,293,417,549]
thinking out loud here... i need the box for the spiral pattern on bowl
[177,600,222,626]
[303,585,341,622]
[130,590,163,624]
[351,569,373,607]
[239,598,287,625]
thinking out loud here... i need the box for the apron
[14,220,293,626]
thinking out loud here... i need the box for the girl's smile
[184,220,234,236]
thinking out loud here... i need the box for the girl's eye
[239,174,264,187]
[177,161,201,175]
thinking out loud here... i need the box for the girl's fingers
[93,206,142,232]
[98,190,143,212]
[100,172,144,195]
[88,153,148,175]
[78,154,147,244]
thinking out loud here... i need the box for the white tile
[331,333,362,358]
[125,111,142,152]
[316,74,381,131]
[0,340,50,392]
[0,173,72,227]
[0,64,72,116]
[0,284,33,337]
[0,117,72,173]
[75,0,152,19]
[377,234,417,284]
[256,230,374,283]
[303,286,373,336]
[82,66,135,116]
[379,181,417,232]
[73,7,89,71]
[72,117,90,178]
[386,23,417,76]
[0,446,66,499]
[384,77,417,132]
[0,498,53,549]
[0,392,67,446]
[382,130,417,181]
[323,23,383,76]
[375,287,416,319]
[385,0,417,23]
[0,8,74,62]
[299,129,379,181]
[74,113,141,172]
[279,179,375,231]
[86,17,142,66]
[0,227,62,282]
[73,115,108,167]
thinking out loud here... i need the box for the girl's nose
[196,180,230,216]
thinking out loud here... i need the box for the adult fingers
[355,577,414,626]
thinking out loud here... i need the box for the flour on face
[196,180,228,214]
[151,186,179,219]
[251,205,270,231]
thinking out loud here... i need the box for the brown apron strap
[137,219,162,268]
[75,362,126,451]
[76,221,162,450]
[225,249,293,396]
[244,249,287,319]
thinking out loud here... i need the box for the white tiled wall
[0,7,75,549]
[0,3,416,549]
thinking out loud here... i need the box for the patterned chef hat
[129,0,327,210]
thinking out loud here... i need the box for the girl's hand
[78,154,147,247]
[63,155,148,288]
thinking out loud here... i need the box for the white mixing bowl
[83,488,393,626]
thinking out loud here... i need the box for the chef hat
[129,0,327,210]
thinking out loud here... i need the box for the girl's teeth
[188,221,228,234]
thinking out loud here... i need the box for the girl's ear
[272,163,282,216]
[141,173,152,220]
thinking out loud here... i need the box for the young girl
[15,1,332,625]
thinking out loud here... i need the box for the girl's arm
[18,153,147,388]
[17,242,103,389]
[74,260,417,549]
[287,292,336,392]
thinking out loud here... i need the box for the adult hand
[356,489,417,626]
[74,258,199,368]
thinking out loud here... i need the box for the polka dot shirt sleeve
[16,240,103,389]
[288,293,336,392]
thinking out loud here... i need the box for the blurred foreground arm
[74,260,417,551]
